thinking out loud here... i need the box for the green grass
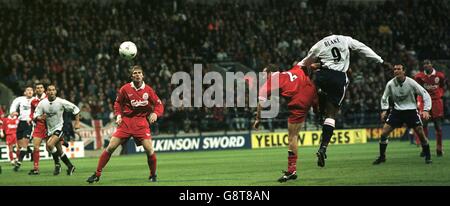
[1,140,449,186]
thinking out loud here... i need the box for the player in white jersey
[34,85,80,175]
[9,86,34,171]
[298,33,387,167]
[374,64,433,164]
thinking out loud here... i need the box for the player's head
[47,84,57,100]
[393,64,405,78]
[23,86,34,98]
[423,59,433,74]
[130,65,144,82]
[34,82,46,96]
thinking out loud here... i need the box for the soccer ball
[119,41,137,60]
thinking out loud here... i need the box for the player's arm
[380,83,392,122]
[253,102,262,130]
[148,88,164,124]
[298,42,321,67]
[61,99,81,129]
[9,97,20,117]
[412,80,432,120]
[34,101,46,121]
[113,88,125,125]
[0,119,4,138]
[347,36,384,63]
[253,74,275,129]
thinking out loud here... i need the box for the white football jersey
[381,77,431,111]
[9,96,34,121]
[299,34,383,72]
[34,97,80,135]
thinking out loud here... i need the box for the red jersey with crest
[114,82,164,118]
[414,69,446,100]
[415,69,446,118]
[30,93,47,138]
[258,65,317,123]
[113,82,164,139]
[2,116,19,145]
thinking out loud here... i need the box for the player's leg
[316,100,339,167]
[7,143,15,165]
[373,123,395,165]
[28,137,42,175]
[413,126,432,164]
[434,118,443,156]
[278,122,303,182]
[14,137,29,171]
[55,140,75,175]
[141,138,158,182]
[46,134,63,175]
[87,136,127,183]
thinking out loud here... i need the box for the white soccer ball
[119,41,137,60]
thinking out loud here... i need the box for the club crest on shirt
[143,93,149,100]
[435,77,439,84]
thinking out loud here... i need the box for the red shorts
[6,134,16,145]
[286,84,316,124]
[112,116,152,141]
[288,109,308,124]
[32,121,47,139]
[431,99,444,119]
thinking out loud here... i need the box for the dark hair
[23,85,33,91]
[34,82,46,89]
[423,59,432,65]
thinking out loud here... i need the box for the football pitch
[1,140,449,186]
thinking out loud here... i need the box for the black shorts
[48,130,65,139]
[314,69,349,107]
[386,109,422,128]
[16,121,32,140]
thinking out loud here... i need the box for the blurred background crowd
[1,0,449,134]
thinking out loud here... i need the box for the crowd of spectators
[0,0,449,134]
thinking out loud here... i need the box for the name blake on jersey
[324,38,341,47]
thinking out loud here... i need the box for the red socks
[33,150,40,170]
[287,155,298,173]
[96,150,112,177]
[147,153,157,176]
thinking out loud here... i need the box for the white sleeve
[62,99,80,115]
[298,41,321,67]
[347,36,383,63]
[9,97,20,114]
[34,101,43,119]
[412,80,432,111]
[380,83,391,110]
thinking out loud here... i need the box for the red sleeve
[114,87,125,116]
[417,96,424,112]
[414,73,423,85]
[148,87,164,117]
[439,72,447,88]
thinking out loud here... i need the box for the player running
[28,83,48,175]
[414,60,447,156]
[87,65,164,183]
[374,64,433,165]
[34,85,79,175]
[1,114,19,165]
[9,86,34,171]
[254,63,318,182]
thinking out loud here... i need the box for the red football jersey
[414,69,446,100]
[259,65,317,108]
[30,93,47,121]
[2,116,19,135]
[114,82,164,118]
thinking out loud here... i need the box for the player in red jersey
[414,60,447,156]
[28,83,47,175]
[254,63,318,182]
[0,114,20,165]
[87,65,164,183]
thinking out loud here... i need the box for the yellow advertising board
[251,129,367,149]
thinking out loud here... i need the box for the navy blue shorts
[314,69,349,107]
[16,121,32,140]
[386,109,422,128]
